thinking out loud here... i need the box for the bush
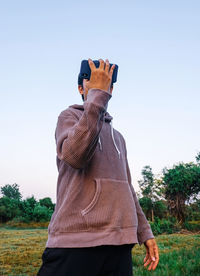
[150,216,182,235]
[18,196,37,221]
[153,200,168,219]
[0,197,21,222]
[17,215,32,223]
[192,212,200,220]
[183,220,200,231]
[160,219,174,234]
[149,220,161,236]
[39,197,55,211]
[10,216,30,223]
[33,204,53,222]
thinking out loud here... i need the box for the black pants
[37,243,135,276]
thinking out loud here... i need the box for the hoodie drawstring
[98,118,121,159]
[98,137,102,151]
[110,120,121,159]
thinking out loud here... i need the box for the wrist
[85,88,112,111]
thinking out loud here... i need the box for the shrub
[33,204,53,222]
[183,220,200,231]
[0,197,21,222]
[39,197,55,210]
[150,216,182,235]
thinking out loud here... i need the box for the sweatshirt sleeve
[124,142,155,246]
[55,88,112,169]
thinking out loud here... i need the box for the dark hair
[81,92,84,101]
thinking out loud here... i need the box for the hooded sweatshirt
[46,88,155,248]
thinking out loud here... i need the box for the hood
[69,104,120,158]
[69,104,113,123]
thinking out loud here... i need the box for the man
[37,58,159,275]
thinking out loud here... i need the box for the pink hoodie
[46,88,155,248]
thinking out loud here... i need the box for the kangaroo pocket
[80,178,138,230]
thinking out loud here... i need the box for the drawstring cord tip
[98,137,102,151]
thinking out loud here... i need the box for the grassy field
[0,227,200,276]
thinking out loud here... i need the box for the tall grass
[132,234,200,275]
[0,227,199,275]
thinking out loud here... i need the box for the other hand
[143,238,159,271]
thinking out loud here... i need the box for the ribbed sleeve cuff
[86,88,112,112]
[137,227,155,246]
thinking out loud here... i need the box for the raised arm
[55,89,111,169]
[56,58,115,169]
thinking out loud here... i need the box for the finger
[154,245,159,259]
[99,59,105,70]
[105,59,110,73]
[145,256,157,271]
[109,64,115,78]
[88,59,96,71]
[150,257,159,271]
[143,251,149,263]
[148,261,154,271]
[153,247,159,269]
[145,245,159,271]
[144,256,151,267]
[155,245,159,256]
[149,246,156,262]
[151,259,159,270]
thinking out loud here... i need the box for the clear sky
[0,0,199,203]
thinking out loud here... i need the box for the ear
[78,85,84,95]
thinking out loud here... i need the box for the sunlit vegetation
[0,227,199,275]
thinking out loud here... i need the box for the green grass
[132,241,200,275]
[0,227,199,275]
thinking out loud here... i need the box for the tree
[0,183,22,201]
[139,197,152,220]
[138,166,165,222]
[18,196,38,222]
[39,197,55,210]
[162,162,200,223]
[0,183,55,223]
[153,200,168,220]
[138,166,154,197]
[0,197,21,222]
[195,152,200,164]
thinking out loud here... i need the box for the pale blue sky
[0,0,199,202]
